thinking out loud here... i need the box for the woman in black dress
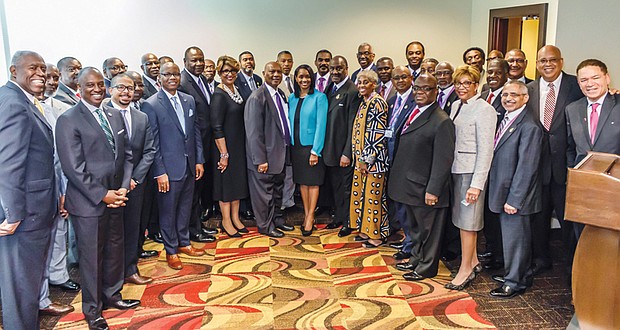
[288,65,328,236]
[210,55,249,237]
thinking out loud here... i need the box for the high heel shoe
[220,222,242,238]
[444,271,476,291]
[233,222,249,234]
[473,263,482,273]
[301,224,314,237]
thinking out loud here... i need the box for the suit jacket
[480,89,506,128]
[487,108,542,215]
[442,88,459,115]
[106,101,156,184]
[288,91,328,156]
[56,101,133,217]
[244,85,288,174]
[179,70,212,151]
[527,73,583,185]
[322,78,362,166]
[278,75,294,99]
[566,93,620,167]
[388,102,455,207]
[351,63,377,83]
[386,92,415,162]
[376,83,397,102]
[0,82,56,231]
[142,90,204,181]
[235,73,263,101]
[54,82,80,106]
[142,75,158,100]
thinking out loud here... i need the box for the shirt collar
[111,100,129,110]
[265,83,278,97]
[334,76,349,91]
[143,74,158,87]
[163,88,177,99]
[60,81,79,95]
[9,80,35,104]
[396,87,412,100]
[81,99,100,113]
[505,104,526,121]
[543,72,563,89]
[417,101,435,113]
[587,93,607,108]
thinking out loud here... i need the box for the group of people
[0,40,618,330]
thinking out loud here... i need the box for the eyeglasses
[435,70,453,77]
[507,58,526,64]
[501,92,527,98]
[455,81,475,88]
[391,74,410,81]
[220,69,238,75]
[160,73,181,78]
[108,65,128,71]
[112,84,134,92]
[413,86,436,92]
[537,58,559,65]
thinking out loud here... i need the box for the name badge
[385,129,394,138]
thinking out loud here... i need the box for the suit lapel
[550,74,571,130]
[264,87,284,135]
[184,71,208,103]
[7,83,54,144]
[60,83,79,103]
[593,93,614,146]
[157,91,185,135]
[401,103,435,135]
[79,102,115,154]
[495,110,527,151]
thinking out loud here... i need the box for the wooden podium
[565,152,620,329]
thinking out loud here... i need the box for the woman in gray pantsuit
[445,65,497,290]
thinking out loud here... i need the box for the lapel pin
[107,112,112,117]
[336,94,341,100]
[509,127,515,132]
[404,105,408,109]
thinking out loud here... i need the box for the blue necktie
[171,96,186,134]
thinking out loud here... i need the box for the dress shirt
[407,102,433,124]
[111,101,132,137]
[495,105,526,143]
[185,68,210,103]
[438,85,455,109]
[9,81,36,105]
[82,100,113,131]
[538,73,563,124]
[487,86,503,105]
[265,84,290,137]
[315,73,330,84]
[332,76,349,93]
[143,75,159,91]
[390,87,412,129]
[587,93,607,137]
[240,72,257,90]
[59,81,80,98]
[379,81,393,98]
[407,65,421,78]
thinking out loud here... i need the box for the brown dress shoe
[124,273,154,285]
[178,245,205,256]
[40,302,75,316]
[166,254,183,270]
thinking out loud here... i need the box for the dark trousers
[72,209,124,321]
[324,165,353,226]
[388,198,411,252]
[0,226,51,330]
[159,173,194,255]
[139,175,159,248]
[124,183,145,277]
[499,212,532,290]
[190,137,214,234]
[441,211,461,257]
[405,205,447,278]
[247,169,285,233]
[483,195,504,262]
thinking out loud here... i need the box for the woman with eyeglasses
[210,55,249,237]
[350,70,389,248]
[445,65,497,290]
[287,64,328,236]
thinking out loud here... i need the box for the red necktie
[401,107,420,134]
[486,92,494,104]
[590,103,600,144]
[380,84,386,98]
[76,92,81,99]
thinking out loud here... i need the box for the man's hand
[425,193,439,206]
[258,162,269,173]
[59,195,69,218]
[157,174,170,193]
[103,190,128,208]
[196,164,204,180]
[130,179,137,191]
[340,155,351,167]
[504,203,518,215]
[0,219,20,236]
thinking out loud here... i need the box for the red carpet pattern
[55,225,495,329]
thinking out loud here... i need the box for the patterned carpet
[54,225,495,329]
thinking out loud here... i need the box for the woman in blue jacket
[288,64,328,236]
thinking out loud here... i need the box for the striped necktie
[95,108,115,151]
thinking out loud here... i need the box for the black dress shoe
[51,279,81,292]
[325,222,341,229]
[395,262,415,271]
[241,210,255,220]
[202,208,213,220]
[276,223,294,231]
[389,242,404,250]
[338,226,353,237]
[392,251,410,260]
[530,262,552,276]
[87,316,109,330]
[264,229,284,238]
[202,227,219,235]
[484,260,504,270]
[139,250,158,258]
[104,299,140,310]
[148,232,163,243]
[403,271,425,281]
[491,275,505,283]
[489,285,525,298]
[353,235,368,242]
[190,233,216,243]
[441,251,459,262]
[477,251,493,259]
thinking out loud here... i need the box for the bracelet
[220,153,229,159]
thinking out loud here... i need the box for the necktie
[331,84,337,94]
[318,77,325,92]
[437,90,445,107]
[401,107,421,134]
[120,109,131,139]
[33,98,45,116]
[380,84,386,98]
[543,83,556,130]
[197,77,208,98]
[156,81,161,89]
[274,92,291,144]
[486,92,494,104]
[494,115,510,147]
[76,92,81,99]
[171,96,186,134]
[249,76,257,91]
[286,76,293,93]
[590,103,600,144]
[95,108,115,151]
[133,101,140,111]
[389,96,403,128]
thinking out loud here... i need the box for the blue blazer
[288,92,328,156]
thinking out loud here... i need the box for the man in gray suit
[55,56,82,106]
[56,67,139,330]
[140,53,160,100]
[0,50,57,330]
[245,62,295,238]
[488,80,542,298]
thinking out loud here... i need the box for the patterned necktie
[494,115,510,147]
[590,103,600,144]
[380,84,386,98]
[120,109,131,139]
[33,98,45,115]
[401,107,421,134]
[389,96,403,128]
[437,90,445,108]
[95,108,115,151]
[171,96,186,134]
[543,83,556,130]
[486,92,494,104]
[274,92,291,144]
[318,77,325,92]
[286,77,293,93]
[249,76,257,91]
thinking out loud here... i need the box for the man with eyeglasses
[419,58,438,76]
[505,49,533,84]
[140,53,160,100]
[55,56,82,106]
[488,80,542,298]
[102,57,127,97]
[351,43,376,83]
[405,41,425,81]
[525,45,583,278]
[435,62,458,114]
[106,73,156,286]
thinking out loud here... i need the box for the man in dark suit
[55,56,82,106]
[142,62,209,271]
[244,62,295,238]
[0,50,56,330]
[376,57,397,101]
[235,51,263,101]
[505,49,533,84]
[405,41,425,80]
[385,66,415,260]
[566,59,620,237]
[488,80,542,298]
[389,74,455,281]
[526,45,583,275]
[56,67,139,330]
[351,43,377,83]
[102,57,127,97]
[178,46,218,242]
[107,73,156,285]
[140,53,160,100]
[322,56,362,236]
[435,61,458,114]
[314,49,332,93]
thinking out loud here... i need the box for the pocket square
[338,103,344,107]
[117,129,125,135]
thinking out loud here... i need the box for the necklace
[221,84,243,104]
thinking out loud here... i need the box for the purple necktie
[318,77,325,92]
[275,92,291,145]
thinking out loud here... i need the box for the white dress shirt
[538,73,563,124]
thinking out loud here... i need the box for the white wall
[0,0,472,83]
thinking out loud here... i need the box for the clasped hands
[103,188,129,208]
